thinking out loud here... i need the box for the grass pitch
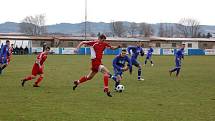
[0,55,215,121]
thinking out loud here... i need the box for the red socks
[25,76,33,81]
[104,73,109,92]
[79,76,89,84]
[35,76,43,85]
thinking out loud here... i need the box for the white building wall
[184,42,199,49]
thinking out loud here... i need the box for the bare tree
[138,23,154,37]
[19,14,47,35]
[158,23,165,37]
[110,21,126,37]
[128,22,138,37]
[176,18,201,38]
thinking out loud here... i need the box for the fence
[30,47,215,55]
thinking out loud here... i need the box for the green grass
[0,55,215,121]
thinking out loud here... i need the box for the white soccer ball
[116,85,125,92]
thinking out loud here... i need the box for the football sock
[25,76,33,81]
[144,60,147,64]
[104,73,109,92]
[35,76,43,85]
[176,68,181,76]
[138,68,141,79]
[115,81,120,88]
[79,76,89,84]
[170,68,177,72]
[151,60,153,64]
[1,65,6,70]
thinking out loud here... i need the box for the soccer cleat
[138,78,144,81]
[21,79,26,87]
[73,80,78,90]
[33,84,40,87]
[104,88,112,97]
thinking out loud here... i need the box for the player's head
[98,34,106,41]
[136,41,142,47]
[120,49,127,57]
[6,40,10,46]
[44,46,50,54]
[181,43,185,49]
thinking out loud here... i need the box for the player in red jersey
[7,44,14,64]
[73,34,121,97]
[21,47,50,87]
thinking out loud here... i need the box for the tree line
[19,14,212,38]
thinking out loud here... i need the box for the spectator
[24,46,29,54]
[20,46,24,55]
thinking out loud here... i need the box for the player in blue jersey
[144,45,154,66]
[0,40,10,75]
[169,43,185,77]
[112,49,132,89]
[127,42,145,81]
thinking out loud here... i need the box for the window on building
[203,43,208,48]
[172,43,176,47]
[68,42,74,47]
[188,43,192,48]
[156,43,160,47]
[122,43,127,47]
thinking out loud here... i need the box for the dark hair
[6,40,10,43]
[121,49,127,52]
[46,46,50,50]
[98,34,106,40]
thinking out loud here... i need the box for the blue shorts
[114,68,123,77]
[146,55,152,59]
[0,58,7,64]
[175,60,181,68]
[131,59,140,67]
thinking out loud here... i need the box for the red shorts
[32,63,44,76]
[91,59,102,72]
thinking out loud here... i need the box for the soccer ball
[116,85,125,92]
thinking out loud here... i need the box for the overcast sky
[0,0,214,25]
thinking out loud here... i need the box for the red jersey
[36,52,47,65]
[85,40,111,60]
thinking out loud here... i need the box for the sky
[0,0,214,25]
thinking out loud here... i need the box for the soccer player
[169,44,185,77]
[7,44,14,65]
[112,49,132,89]
[0,40,10,75]
[72,34,120,97]
[127,42,145,81]
[21,47,50,87]
[144,45,154,66]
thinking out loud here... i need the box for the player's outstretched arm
[110,45,121,50]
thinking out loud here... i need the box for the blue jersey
[175,48,184,61]
[175,48,184,68]
[0,45,9,59]
[146,47,153,57]
[113,55,132,72]
[127,46,144,60]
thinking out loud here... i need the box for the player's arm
[113,57,123,71]
[109,45,121,50]
[127,46,135,55]
[36,59,41,68]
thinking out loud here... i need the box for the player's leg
[33,74,44,87]
[99,65,113,97]
[149,56,154,66]
[144,57,148,65]
[133,60,144,81]
[73,70,97,90]
[176,61,181,77]
[21,74,37,87]
[21,64,38,86]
